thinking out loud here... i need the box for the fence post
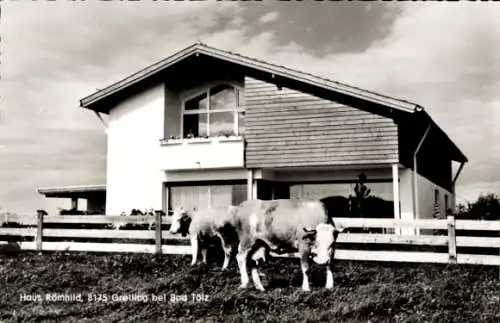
[447,215,457,264]
[36,210,44,252]
[155,212,162,255]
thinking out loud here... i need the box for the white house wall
[399,168,453,234]
[106,84,166,215]
[417,172,452,219]
[398,169,413,234]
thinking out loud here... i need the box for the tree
[353,172,371,200]
[456,193,500,221]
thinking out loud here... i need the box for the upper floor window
[182,83,245,139]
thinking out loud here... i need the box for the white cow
[233,199,344,292]
[169,206,239,270]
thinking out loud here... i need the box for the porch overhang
[37,185,106,199]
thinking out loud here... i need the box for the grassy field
[0,251,499,323]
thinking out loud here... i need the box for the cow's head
[303,223,344,265]
[251,247,268,266]
[169,208,192,236]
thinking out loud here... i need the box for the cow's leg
[325,252,335,289]
[251,246,267,265]
[298,244,311,292]
[248,243,266,291]
[250,266,265,291]
[236,240,252,289]
[300,255,311,292]
[190,235,198,266]
[221,243,232,271]
[216,232,232,271]
[201,248,208,264]
[325,266,334,289]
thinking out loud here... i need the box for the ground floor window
[289,181,394,233]
[290,182,393,201]
[168,182,247,212]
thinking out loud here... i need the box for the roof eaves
[196,45,419,113]
[80,43,201,108]
[37,185,107,195]
[422,111,468,163]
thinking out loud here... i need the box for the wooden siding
[244,77,399,168]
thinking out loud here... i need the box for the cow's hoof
[325,284,334,290]
[238,284,248,289]
[301,287,311,292]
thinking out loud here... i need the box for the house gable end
[80,43,466,167]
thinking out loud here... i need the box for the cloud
[1,1,498,215]
[259,12,279,24]
[0,1,241,215]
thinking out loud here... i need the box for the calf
[234,199,344,292]
[169,206,239,270]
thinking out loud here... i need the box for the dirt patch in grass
[0,252,498,323]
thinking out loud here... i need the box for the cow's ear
[303,233,316,242]
[303,228,317,241]
[303,228,317,234]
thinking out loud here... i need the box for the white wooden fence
[1,213,499,269]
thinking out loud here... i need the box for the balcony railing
[159,135,243,146]
[158,136,245,170]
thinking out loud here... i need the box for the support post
[447,215,457,264]
[71,198,78,210]
[165,186,170,216]
[247,169,254,200]
[155,211,162,255]
[93,111,108,131]
[452,161,465,208]
[36,210,44,252]
[452,162,465,188]
[392,163,401,235]
[412,124,432,223]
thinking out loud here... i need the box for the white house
[38,43,467,229]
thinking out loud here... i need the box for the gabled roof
[79,43,467,163]
[81,43,419,113]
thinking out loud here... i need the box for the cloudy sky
[1,1,499,215]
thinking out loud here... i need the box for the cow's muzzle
[310,251,331,265]
[312,256,330,266]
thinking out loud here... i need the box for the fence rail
[0,213,499,270]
